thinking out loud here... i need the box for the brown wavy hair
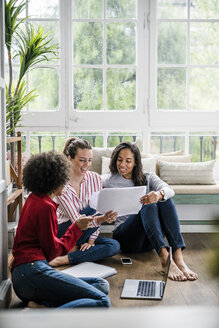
[109,142,147,186]
[63,137,92,159]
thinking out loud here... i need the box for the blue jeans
[113,198,185,255]
[12,260,110,308]
[57,206,120,265]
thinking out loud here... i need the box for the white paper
[90,186,146,216]
[61,262,117,279]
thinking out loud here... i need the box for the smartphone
[121,257,132,265]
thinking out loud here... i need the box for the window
[156,0,219,111]
[14,0,219,164]
[19,0,60,111]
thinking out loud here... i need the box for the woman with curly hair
[102,142,198,281]
[49,138,120,267]
[11,152,111,308]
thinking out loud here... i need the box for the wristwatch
[160,190,165,200]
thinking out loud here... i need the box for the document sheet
[90,186,147,216]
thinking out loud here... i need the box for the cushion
[101,156,111,175]
[155,154,192,175]
[142,157,156,173]
[90,148,113,175]
[101,156,156,175]
[158,160,216,185]
[160,149,184,156]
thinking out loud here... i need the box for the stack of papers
[61,262,117,279]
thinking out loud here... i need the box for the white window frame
[21,0,150,151]
[18,0,219,158]
[149,0,219,130]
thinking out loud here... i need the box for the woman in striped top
[49,138,120,267]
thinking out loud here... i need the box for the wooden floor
[10,233,219,308]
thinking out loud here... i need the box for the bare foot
[49,255,69,267]
[174,260,198,281]
[164,260,187,281]
[159,247,187,281]
[49,245,78,267]
[173,249,198,281]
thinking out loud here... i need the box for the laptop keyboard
[137,281,156,297]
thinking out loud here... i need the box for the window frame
[149,0,219,130]
[18,0,219,159]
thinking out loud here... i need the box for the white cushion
[90,148,113,175]
[101,156,111,175]
[101,156,156,175]
[155,154,192,175]
[159,160,216,185]
[142,157,156,173]
[160,149,184,156]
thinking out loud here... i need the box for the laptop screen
[162,247,172,284]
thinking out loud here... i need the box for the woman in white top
[49,138,120,267]
[102,142,198,281]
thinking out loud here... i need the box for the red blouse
[12,193,82,269]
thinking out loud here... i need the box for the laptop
[120,247,172,300]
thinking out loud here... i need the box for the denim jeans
[12,260,110,308]
[57,206,120,265]
[113,198,185,255]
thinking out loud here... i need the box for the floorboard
[9,233,219,309]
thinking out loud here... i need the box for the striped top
[55,171,102,240]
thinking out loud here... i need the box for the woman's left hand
[140,191,162,205]
[80,239,95,251]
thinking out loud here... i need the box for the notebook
[61,261,117,279]
[120,247,172,300]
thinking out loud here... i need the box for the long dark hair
[109,142,147,186]
[63,137,92,159]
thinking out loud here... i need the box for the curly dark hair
[63,137,92,159]
[109,142,147,186]
[23,151,70,194]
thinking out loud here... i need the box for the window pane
[189,135,219,162]
[190,23,219,65]
[29,68,59,111]
[28,0,59,18]
[107,23,136,65]
[107,132,142,149]
[31,21,60,64]
[157,0,187,19]
[73,22,102,65]
[157,68,186,110]
[5,65,19,88]
[30,132,65,155]
[74,68,103,110]
[107,68,136,110]
[107,0,136,19]
[21,135,26,153]
[190,68,219,111]
[69,132,104,147]
[17,0,27,19]
[150,135,185,154]
[190,0,219,19]
[158,22,186,65]
[73,0,103,19]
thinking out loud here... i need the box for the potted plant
[5,0,58,166]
